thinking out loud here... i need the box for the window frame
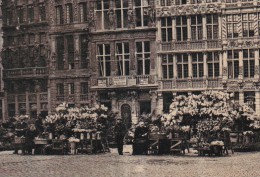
[162,54,174,79]
[207,52,219,78]
[97,43,111,77]
[227,50,239,78]
[115,42,130,76]
[177,53,189,78]
[243,49,255,78]
[136,41,151,75]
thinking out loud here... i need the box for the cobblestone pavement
[0,147,260,177]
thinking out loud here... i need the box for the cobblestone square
[0,147,260,177]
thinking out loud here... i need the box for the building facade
[156,0,260,114]
[1,0,260,123]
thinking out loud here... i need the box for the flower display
[43,102,113,137]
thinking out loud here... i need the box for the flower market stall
[162,91,260,155]
[36,103,113,155]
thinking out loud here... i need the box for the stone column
[173,54,178,78]
[47,80,52,114]
[222,51,228,80]
[203,52,207,77]
[74,80,81,107]
[202,14,207,40]
[3,91,7,120]
[15,94,19,115]
[188,53,192,77]
[255,90,260,115]
[187,16,191,41]
[25,90,29,115]
[218,14,222,39]
[131,97,138,124]
[219,52,223,76]
[150,90,157,113]
[172,17,176,41]
[239,90,244,105]
[36,92,40,116]
[254,49,259,79]
[238,49,243,80]
[157,92,163,115]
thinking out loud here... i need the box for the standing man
[114,118,126,155]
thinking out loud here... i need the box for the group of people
[114,118,149,155]
[13,116,44,154]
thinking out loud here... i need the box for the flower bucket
[96,132,101,140]
[70,142,76,155]
[49,133,53,139]
[80,133,84,140]
[86,132,91,140]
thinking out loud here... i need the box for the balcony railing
[80,94,89,101]
[158,40,221,52]
[91,75,157,88]
[161,78,223,90]
[4,67,48,78]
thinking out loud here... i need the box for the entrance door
[121,104,132,129]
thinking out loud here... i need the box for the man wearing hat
[114,117,126,155]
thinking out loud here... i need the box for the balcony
[4,67,48,79]
[158,40,221,52]
[160,78,223,90]
[91,75,158,89]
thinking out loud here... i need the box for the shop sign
[128,79,136,86]
[139,78,149,85]
[113,77,127,86]
[98,79,107,87]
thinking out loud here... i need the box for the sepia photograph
[0,0,260,176]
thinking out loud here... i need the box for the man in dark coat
[114,118,126,155]
[133,121,149,155]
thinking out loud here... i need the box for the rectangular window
[191,15,203,40]
[161,17,172,42]
[40,33,46,44]
[27,5,34,23]
[244,92,255,110]
[177,53,189,78]
[115,0,128,28]
[175,0,187,5]
[242,13,254,37]
[56,36,64,70]
[176,16,188,41]
[190,0,202,3]
[66,4,73,24]
[116,42,130,76]
[6,8,13,25]
[206,14,218,39]
[56,6,63,25]
[39,3,46,22]
[97,44,111,76]
[17,6,24,24]
[96,0,110,30]
[81,82,88,94]
[243,49,255,78]
[192,53,204,78]
[162,54,174,79]
[29,34,35,44]
[161,0,171,6]
[80,35,88,69]
[67,36,74,69]
[227,14,238,38]
[57,83,64,95]
[227,50,239,78]
[136,41,150,75]
[134,0,149,27]
[68,83,75,95]
[79,3,87,22]
[207,52,219,77]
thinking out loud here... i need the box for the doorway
[121,104,132,129]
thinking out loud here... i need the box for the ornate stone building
[1,0,91,119]
[2,0,260,122]
[89,0,158,126]
[156,0,260,114]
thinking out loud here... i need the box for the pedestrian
[114,118,126,155]
[133,121,149,155]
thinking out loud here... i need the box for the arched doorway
[121,104,132,129]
